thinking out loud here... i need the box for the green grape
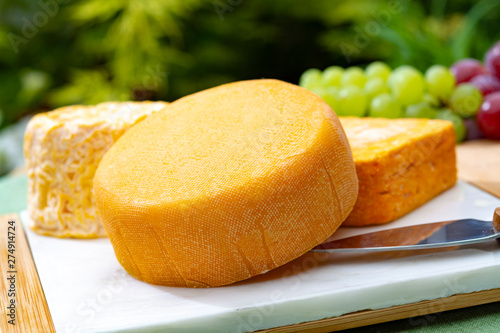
[299,68,323,90]
[341,67,367,88]
[449,84,483,118]
[365,61,391,82]
[387,65,415,86]
[436,109,467,142]
[423,93,440,107]
[364,77,389,100]
[425,65,455,101]
[322,66,343,87]
[369,93,402,118]
[389,66,425,106]
[311,86,339,110]
[309,86,324,95]
[325,86,339,96]
[337,85,368,117]
[405,102,439,119]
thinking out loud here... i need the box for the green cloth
[0,174,27,215]
[0,174,498,332]
[344,301,500,332]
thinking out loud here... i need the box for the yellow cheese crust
[24,101,168,238]
[339,117,457,226]
[94,79,358,287]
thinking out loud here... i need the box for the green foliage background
[0,0,499,130]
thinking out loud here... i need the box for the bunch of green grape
[298,62,484,143]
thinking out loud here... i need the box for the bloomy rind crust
[24,101,168,238]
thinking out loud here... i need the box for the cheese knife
[311,207,500,253]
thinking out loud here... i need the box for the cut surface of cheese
[339,117,457,226]
[94,79,358,287]
[24,101,168,238]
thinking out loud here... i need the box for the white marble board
[20,180,500,333]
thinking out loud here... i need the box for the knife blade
[311,208,500,253]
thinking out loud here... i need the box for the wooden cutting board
[1,139,499,333]
[0,213,55,333]
[456,139,500,198]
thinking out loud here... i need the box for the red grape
[464,118,484,140]
[450,59,487,84]
[477,92,500,140]
[470,74,500,97]
[485,41,500,80]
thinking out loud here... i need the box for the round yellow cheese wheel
[94,79,358,287]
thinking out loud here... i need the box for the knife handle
[494,207,500,231]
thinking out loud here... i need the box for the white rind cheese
[24,101,168,238]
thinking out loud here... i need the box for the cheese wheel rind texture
[94,79,358,287]
[24,101,168,238]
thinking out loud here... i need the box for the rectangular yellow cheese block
[339,117,457,226]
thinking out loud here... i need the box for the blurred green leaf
[17,69,51,109]
[69,0,124,24]
[48,69,128,107]
[0,0,499,130]
[451,0,500,60]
